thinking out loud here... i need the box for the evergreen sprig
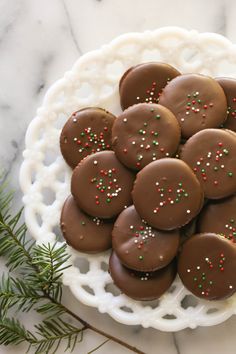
[0,183,144,354]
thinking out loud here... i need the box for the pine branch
[0,317,36,346]
[0,275,40,316]
[0,187,145,354]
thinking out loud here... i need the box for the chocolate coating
[216,77,236,132]
[60,107,115,169]
[112,205,180,271]
[132,158,204,230]
[119,62,180,110]
[112,103,181,170]
[159,74,227,138]
[198,195,236,243]
[109,251,177,300]
[178,233,236,300]
[71,151,135,218]
[181,129,236,199]
[60,195,113,253]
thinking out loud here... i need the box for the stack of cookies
[60,62,236,301]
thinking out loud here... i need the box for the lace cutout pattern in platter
[20,27,236,331]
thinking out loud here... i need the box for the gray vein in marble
[0,9,19,43]
[172,333,181,354]
[2,133,25,184]
[61,0,83,55]
[34,55,53,95]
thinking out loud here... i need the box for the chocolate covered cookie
[119,62,180,110]
[71,151,135,218]
[198,195,236,243]
[112,103,181,170]
[159,74,227,138]
[178,233,236,300]
[181,129,236,199]
[109,251,177,300]
[112,205,180,271]
[60,195,113,253]
[216,77,236,132]
[60,108,115,168]
[132,158,204,230]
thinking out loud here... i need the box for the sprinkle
[228,172,233,177]
[93,160,98,165]
[123,118,127,123]
[186,209,191,214]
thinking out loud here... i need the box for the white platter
[20,27,236,331]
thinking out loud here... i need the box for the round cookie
[181,129,236,199]
[60,107,116,168]
[71,151,135,218]
[112,103,181,170]
[159,74,227,138]
[112,205,180,271]
[60,195,113,253]
[109,251,177,301]
[198,195,236,243]
[216,77,236,132]
[132,158,204,230]
[119,62,180,110]
[178,233,236,300]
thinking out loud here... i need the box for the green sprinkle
[175,198,179,203]
[214,166,218,171]
[139,255,144,260]
[80,132,85,137]
[187,94,191,98]
[228,172,233,177]
[150,108,154,112]
[193,277,197,281]
[187,102,191,106]
[154,132,158,136]
[143,122,148,127]
[233,232,236,236]
[198,99,202,103]
[230,219,235,223]
[156,115,161,119]
[201,168,205,173]
[106,198,111,203]
[178,182,182,187]
[184,193,188,197]
[139,129,143,135]
[223,149,229,155]
[209,281,213,285]
[198,284,202,289]
[81,221,86,226]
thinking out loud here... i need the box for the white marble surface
[1,0,236,353]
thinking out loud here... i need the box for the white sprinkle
[93,160,98,165]
[166,153,170,157]
[186,209,191,214]
[229,285,233,289]
[123,118,127,123]
[140,144,144,148]
[205,257,209,261]
[134,240,138,244]
[73,118,77,122]
[221,165,225,169]
[132,141,136,145]
[181,118,185,122]
[153,209,157,213]
[156,182,159,186]
[187,269,191,273]
[73,138,77,141]
[197,161,201,165]
[130,225,134,229]
[137,96,140,100]
[160,202,164,207]
[197,266,200,270]
[186,112,190,115]
[206,162,210,166]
